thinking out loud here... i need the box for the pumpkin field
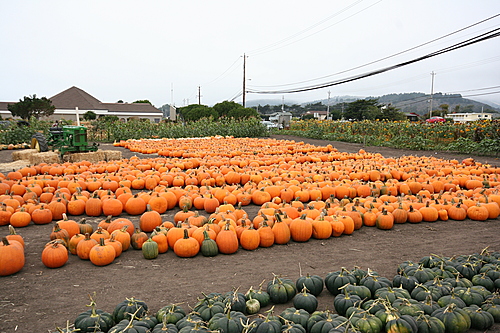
[0,135,499,333]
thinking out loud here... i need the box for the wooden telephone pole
[242,53,247,108]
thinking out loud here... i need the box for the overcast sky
[1,0,499,108]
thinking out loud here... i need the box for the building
[445,112,493,122]
[0,86,164,122]
[268,111,293,129]
[404,112,420,122]
[303,110,328,120]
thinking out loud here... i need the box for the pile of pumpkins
[50,250,500,333]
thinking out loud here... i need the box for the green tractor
[31,125,99,156]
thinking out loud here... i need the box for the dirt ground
[0,136,499,333]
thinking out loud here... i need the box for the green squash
[108,318,150,333]
[333,289,362,317]
[392,298,424,317]
[293,289,318,314]
[392,274,418,293]
[437,294,466,308]
[156,304,186,324]
[175,313,204,331]
[280,322,306,333]
[403,265,436,283]
[280,307,310,327]
[359,274,392,298]
[74,299,115,333]
[481,302,500,323]
[295,274,324,296]
[343,284,372,301]
[350,312,383,333]
[306,311,347,333]
[453,287,484,306]
[193,297,225,322]
[471,273,495,292]
[245,297,260,315]
[138,314,159,329]
[152,321,179,333]
[178,322,210,333]
[245,286,270,308]
[142,238,159,259]
[374,286,410,303]
[325,268,357,296]
[431,303,471,333]
[463,305,495,330]
[112,298,148,323]
[415,314,445,333]
[267,276,297,304]
[200,230,218,257]
[385,314,418,333]
[224,291,247,313]
[207,311,247,333]
[247,317,281,333]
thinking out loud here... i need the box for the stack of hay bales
[11,149,123,165]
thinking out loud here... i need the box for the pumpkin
[57,214,80,238]
[9,208,31,227]
[76,233,98,260]
[78,218,94,235]
[31,205,53,224]
[325,268,357,296]
[289,214,313,242]
[258,220,274,247]
[42,240,68,268]
[215,222,239,254]
[200,230,219,257]
[239,225,260,251]
[0,237,24,276]
[293,289,318,314]
[295,274,324,297]
[173,229,199,258]
[333,289,362,316]
[50,222,70,247]
[68,233,85,255]
[74,297,115,333]
[142,238,159,259]
[207,311,247,333]
[104,234,123,258]
[112,298,148,323]
[89,237,116,266]
[431,303,471,333]
[463,305,494,330]
[110,225,131,251]
[151,229,169,254]
[156,303,186,324]
[6,225,24,248]
[376,209,394,230]
[131,228,148,250]
[467,203,489,221]
[272,213,291,244]
[267,276,297,304]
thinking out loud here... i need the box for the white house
[445,112,493,122]
[0,86,165,122]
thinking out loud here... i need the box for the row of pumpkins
[48,250,500,333]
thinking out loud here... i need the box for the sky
[1,0,500,108]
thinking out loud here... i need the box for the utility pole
[281,95,284,112]
[326,91,331,120]
[198,86,202,105]
[242,53,247,108]
[429,71,436,117]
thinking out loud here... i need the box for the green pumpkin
[224,291,247,313]
[362,299,385,315]
[108,318,150,333]
[207,311,247,333]
[437,294,466,308]
[306,311,347,333]
[280,307,310,327]
[293,289,318,314]
[175,313,204,331]
[245,286,270,308]
[295,274,324,296]
[431,265,460,279]
[442,276,473,289]
[481,302,500,323]
[245,297,260,315]
[411,285,443,301]
[479,263,500,280]
[343,284,372,301]
[74,300,115,333]
[453,262,479,280]
[178,322,210,333]
[415,314,445,333]
[392,298,424,317]
[152,321,179,333]
[112,298,148,323]
[156,304,186,324]
[359,274,392,298]
[193,298,225,322]
[280,322,306,333]
[404,265,436,283]
[138,314,159,329]
[385,314,418,333]
[350,312,383,333]
[431,303,471,333]
[333,289,362,317]
[247,317,281,333]
[463,305,495,330]
[325,268,357,295]
[392,274,418,293]
[453,287,484,306]
[374,286,410,303]
[418,295,441,316]
[267,277,297,304]
[471,273,495,292]
[200,230,218,257]
[142,238,159,259]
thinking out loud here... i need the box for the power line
[247,27,500,95]
[248,13,500,89]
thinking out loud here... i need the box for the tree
[227,107,259,119]
[379,105,406,121]
[343,99,380,121]
[133,100,152,104]
[8,95,55,120]
[213,101,242,118]
[83,111,97,120]
[178,104,217,122]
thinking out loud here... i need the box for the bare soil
[0,136,499,333]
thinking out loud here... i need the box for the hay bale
[63,151,106,164]
[29,152,60,165]
[101,150,122,161]
[12,149,38,161]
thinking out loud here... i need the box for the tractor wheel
[31,133,49,152]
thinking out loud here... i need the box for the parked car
[426,116,445,123]
[262,121,278,129]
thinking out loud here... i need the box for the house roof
[50,86,105,110]
[0,101,15,112]
[104,102,161,113]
